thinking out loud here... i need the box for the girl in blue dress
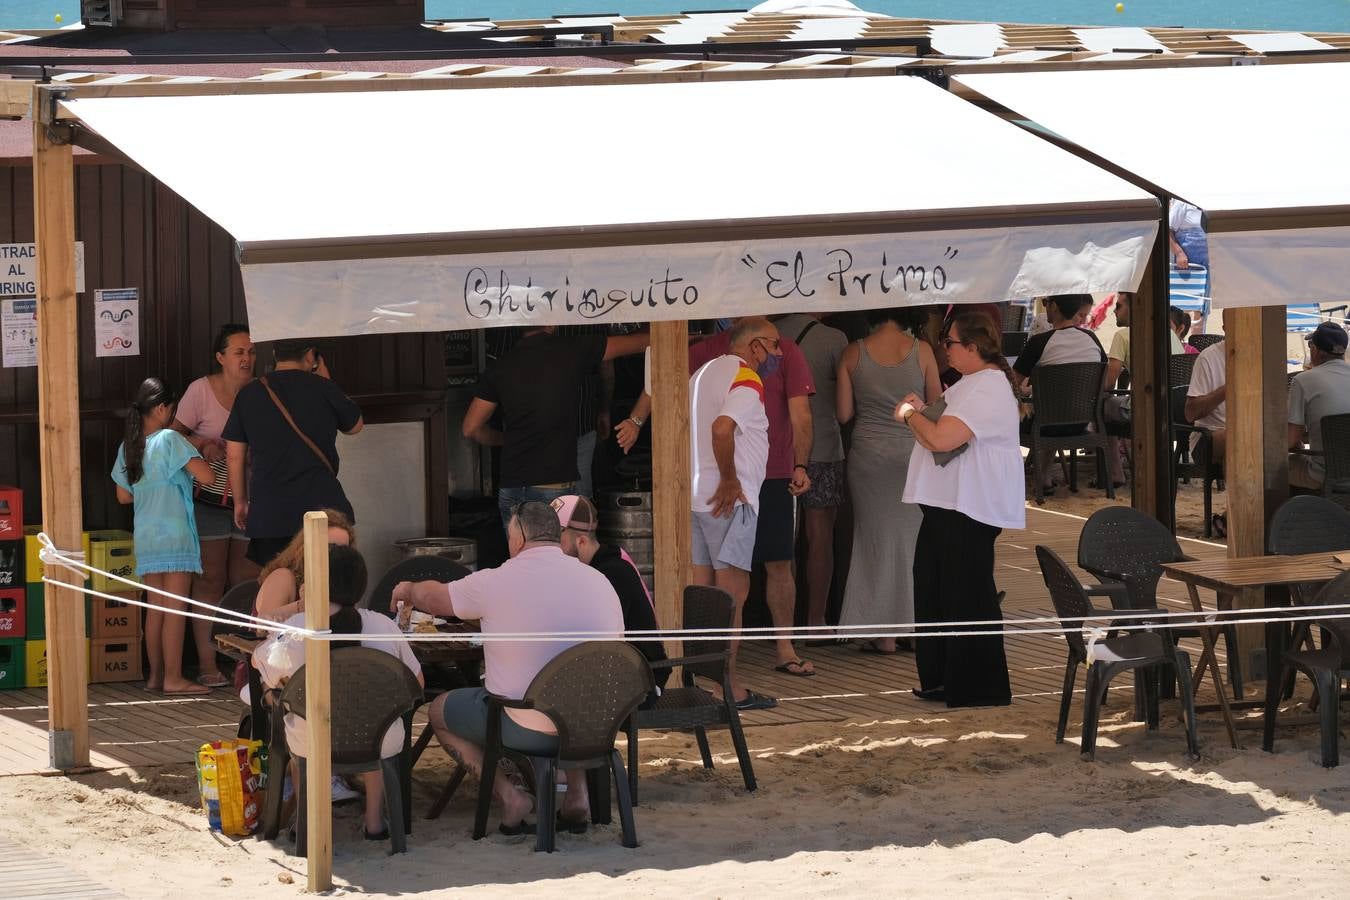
[112,378,214,695]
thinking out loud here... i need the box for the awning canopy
[955,63,1350,309]
[63,76,1158,340]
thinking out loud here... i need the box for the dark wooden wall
[0,161,447,533]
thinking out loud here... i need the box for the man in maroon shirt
[689,318,817,677]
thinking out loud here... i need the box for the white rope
[43,577,305,635]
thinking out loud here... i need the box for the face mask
[756,348,781,379]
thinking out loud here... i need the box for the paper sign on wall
[2,298,37,368]
[0,242,86,298]
[94,287,139,358]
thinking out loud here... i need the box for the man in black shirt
[551,494,669,692]
[463,326,647,530]
[224,340,363,565]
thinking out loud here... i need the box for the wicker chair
[1319,413,1350,511]
[210,580,265,740]
[471,641,652,852]
[625,585,758,804]
[1189,333,1223,352]
[1170,385,1223,529]
[1077,505,1243,700]
[1263,570,1350,767]
[1002,303,1028,333]
[1022,361,1111,504]
[1036,545,1199,761]
[262,647,424,853]
[1266,496,1350,700]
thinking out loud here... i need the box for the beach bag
[193,456,233,508]
[196,738,266,835]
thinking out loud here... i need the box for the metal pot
[393,536,477,571]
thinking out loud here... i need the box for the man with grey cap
[1289,321,1350,492]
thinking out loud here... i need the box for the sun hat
[550,494,599,532]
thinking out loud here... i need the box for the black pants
[913,505,1011,708]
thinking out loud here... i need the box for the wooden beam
[302,511,333,893]
[33,85,88,770]
[1130,223,1173,529]
[650,321,691,657]
[1226,306,1289,675]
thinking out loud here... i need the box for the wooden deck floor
[0,506,1229,778]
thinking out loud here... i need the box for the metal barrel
[595,490,654,590]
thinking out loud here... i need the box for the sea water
[3,1,1349,33]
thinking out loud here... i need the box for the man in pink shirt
[393,500,623,835]
[689,317,817,678]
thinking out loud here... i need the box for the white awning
[956,63,1350,308]
[64,76,1157,340]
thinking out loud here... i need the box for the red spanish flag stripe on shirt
[731,365,765,403]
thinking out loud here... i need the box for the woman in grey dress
[836,308,941,653]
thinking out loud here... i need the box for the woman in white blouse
[897,310,1025,708]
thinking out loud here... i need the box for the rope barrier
[36,531,1350,645]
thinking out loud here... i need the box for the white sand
[1,696,1346,898]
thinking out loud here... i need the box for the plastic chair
[1319,414,1350,511]
[626,585,758,804]
[210,580,265,740]
[1263,570,1350,767]
[366,555,473,615]
[1022,361,1111,504]
[1036,545,1199,761]
[261,647,424,853]
[471,641,653,852]
[1077,505,1243,700]
[1189,333,1223,352]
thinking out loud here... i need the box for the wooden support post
[302,511,333,893]
[33,85,89,770]
[1131,220,1173,530]
[1226,306,1289,675]
[650,320,691,658]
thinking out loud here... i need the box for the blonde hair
[256,509,356,586]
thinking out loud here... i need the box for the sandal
[498,820,537,837]
[734,690,778,711]
[858,641,897,655]
[556,813,589,835]
[1211,512,1228,538]
[774,658,816,677]
[197,672,230,688]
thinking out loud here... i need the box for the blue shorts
[691,505,758,572]
[439,687,559,756]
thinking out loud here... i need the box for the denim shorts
[691,504,758,572]
[439,687,559,756]
[193,501,238,542]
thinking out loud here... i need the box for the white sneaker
[331,776,360,803]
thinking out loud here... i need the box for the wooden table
[1160,552,1349,749]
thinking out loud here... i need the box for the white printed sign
[94,287,140,358]
[0,242,86,298]
[1,298,37,368]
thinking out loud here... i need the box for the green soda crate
[0,638,23,689]
[25,582,91,640]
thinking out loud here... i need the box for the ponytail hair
[123,377,179,484]
[946,310,1016,389]
[326,544,369,651]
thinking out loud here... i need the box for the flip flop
[163,683,211,696]
[197,672,230,688]
[498,820,537,837]
[363,826,390,841]
[734,690,778,711]
[774,659,815,677]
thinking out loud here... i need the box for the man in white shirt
[1289,322,1350,491]
[1185,331,1228,461]
[393,500,624,835]
[689,317,775,710]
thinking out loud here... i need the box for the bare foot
[144,677,163,692]
[163,679,210,696]
[499,783,533,827]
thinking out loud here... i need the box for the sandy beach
[1,682,1346,898]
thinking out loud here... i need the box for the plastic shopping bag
[196,739,266,835]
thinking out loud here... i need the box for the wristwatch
[903,408,917,424]
[628,415,645,427]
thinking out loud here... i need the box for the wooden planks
[302,512,333,893]
[650,320,691,659]
[0,835,125,899]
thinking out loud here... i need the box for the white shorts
[691,505,758,572]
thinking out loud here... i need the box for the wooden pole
[302,511,332,893]
[33,85,89,770]
[1225,306,1289,676]
[649,321,691,658]
[1130,218,1173,529]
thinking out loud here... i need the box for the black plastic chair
[1267,495,1350,699]
[366,555,473,615]
[1002,330,1030,358]
[1189,333,1223,352]
[1319,414,1350,511]
[472,641,652,852]
[1077,505,1243,700]
[1263,570,1350,768]
[626,585,757,804]
[1036,545,1199,761]
[1023,361,1111,504]
[210,580,265,740]
[261,647,423,853]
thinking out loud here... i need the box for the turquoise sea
[3,1,1350,33]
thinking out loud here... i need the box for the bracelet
[794,464,808,472]
[628,416,645,427]
[903,409,917,424]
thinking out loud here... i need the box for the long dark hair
[123,378,179,484]
[866,306,928,335]
[327,544,369,651]
[946,311,1015,388]
[212,323,250,361]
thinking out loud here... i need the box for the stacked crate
[86,531,143,684]
[0,486,26,688]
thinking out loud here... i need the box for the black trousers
[913,505,1012,707]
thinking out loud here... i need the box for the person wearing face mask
[392,500,623,836]
[688,316,817,680]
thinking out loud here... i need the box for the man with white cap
[1289,321,1350,493]
[551,494,669,688]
